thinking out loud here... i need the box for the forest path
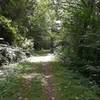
[0,54,57,100]
[27,54,57,100]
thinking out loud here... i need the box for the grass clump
[51,62,100,100]
[0,62,44,100]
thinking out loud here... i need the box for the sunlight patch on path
[22,73,42,81]
[26,54,57,63]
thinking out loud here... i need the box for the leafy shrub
[0,15,17,45]
[21,38,34,51]
[61,0,100,82]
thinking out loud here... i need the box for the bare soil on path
[42,63,56,100]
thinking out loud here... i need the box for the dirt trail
[42,63,56,100]
[26,54,57,100]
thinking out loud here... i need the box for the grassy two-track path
[0,54,100,100]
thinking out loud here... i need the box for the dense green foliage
[61,0,100,82]
[0,0,27,46]
[0,0,54,49]
[0,0,26,20]
[0,15,17,45]
[52,62,100,100]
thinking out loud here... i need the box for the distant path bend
[26,53,57,63]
